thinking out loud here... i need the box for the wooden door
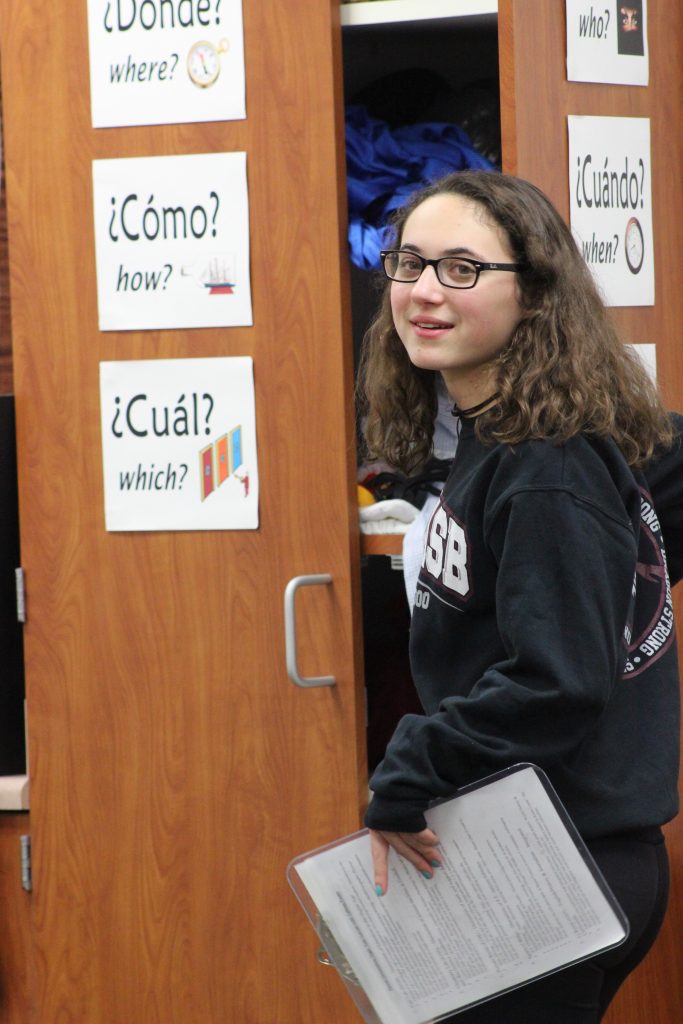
[0,75,11,394]
[0,2,365,1022]
[500,2,683,1021]
[0,814,31,1024]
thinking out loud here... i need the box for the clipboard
[287,764,628,1024]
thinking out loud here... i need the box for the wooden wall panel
[499,0,683,397]
[500,3,683,1021]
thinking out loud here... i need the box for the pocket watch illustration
[187,39,229,88]
[624,216,644,274]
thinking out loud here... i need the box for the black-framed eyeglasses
[380,249,523,289]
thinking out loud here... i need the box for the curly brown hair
[357,170,672,473]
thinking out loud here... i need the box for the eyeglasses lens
[383,252,478,288]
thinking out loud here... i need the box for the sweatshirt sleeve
[364,488,637,833]
[645,413,683,586]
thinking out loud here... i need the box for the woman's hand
[369,827,442,895]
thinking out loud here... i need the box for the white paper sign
[100,357,258,531]
[92,152,252,330]
[566,0,648,85]
[86,0,245,127]
[631,343,656,384]
[568,116,653,307]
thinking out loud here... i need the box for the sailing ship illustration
[181,256,236,294]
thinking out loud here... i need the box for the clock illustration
[187,39,229,88]
[624,216,645,274]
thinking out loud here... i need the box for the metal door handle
[284,574,336,687]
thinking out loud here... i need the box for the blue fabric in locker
[345,105,496,271]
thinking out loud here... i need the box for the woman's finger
[369,829,390,895]
[384,829,442,875]
[369,828,443,894]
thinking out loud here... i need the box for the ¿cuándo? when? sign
[568,116,653,307]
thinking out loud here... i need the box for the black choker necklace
[451,393,499,419]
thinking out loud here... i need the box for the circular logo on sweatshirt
[622,492,675,678]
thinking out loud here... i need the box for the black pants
[447,829,670,1023]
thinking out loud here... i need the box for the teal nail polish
[421,870,432,879]
[375,884,384,896]
[431,860,441,868]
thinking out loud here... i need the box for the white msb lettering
[443,519,469,595]
[424,506,448,578]
[423,505,470,596]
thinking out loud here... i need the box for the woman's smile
[410,315,455,336]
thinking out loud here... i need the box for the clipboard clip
[316,916,362,987]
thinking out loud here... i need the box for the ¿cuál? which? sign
[100,356,258,531]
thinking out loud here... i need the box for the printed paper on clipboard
[287,764,628,1024]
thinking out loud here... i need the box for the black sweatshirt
[365,416,682,840]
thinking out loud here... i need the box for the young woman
[357,170,682,1022]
